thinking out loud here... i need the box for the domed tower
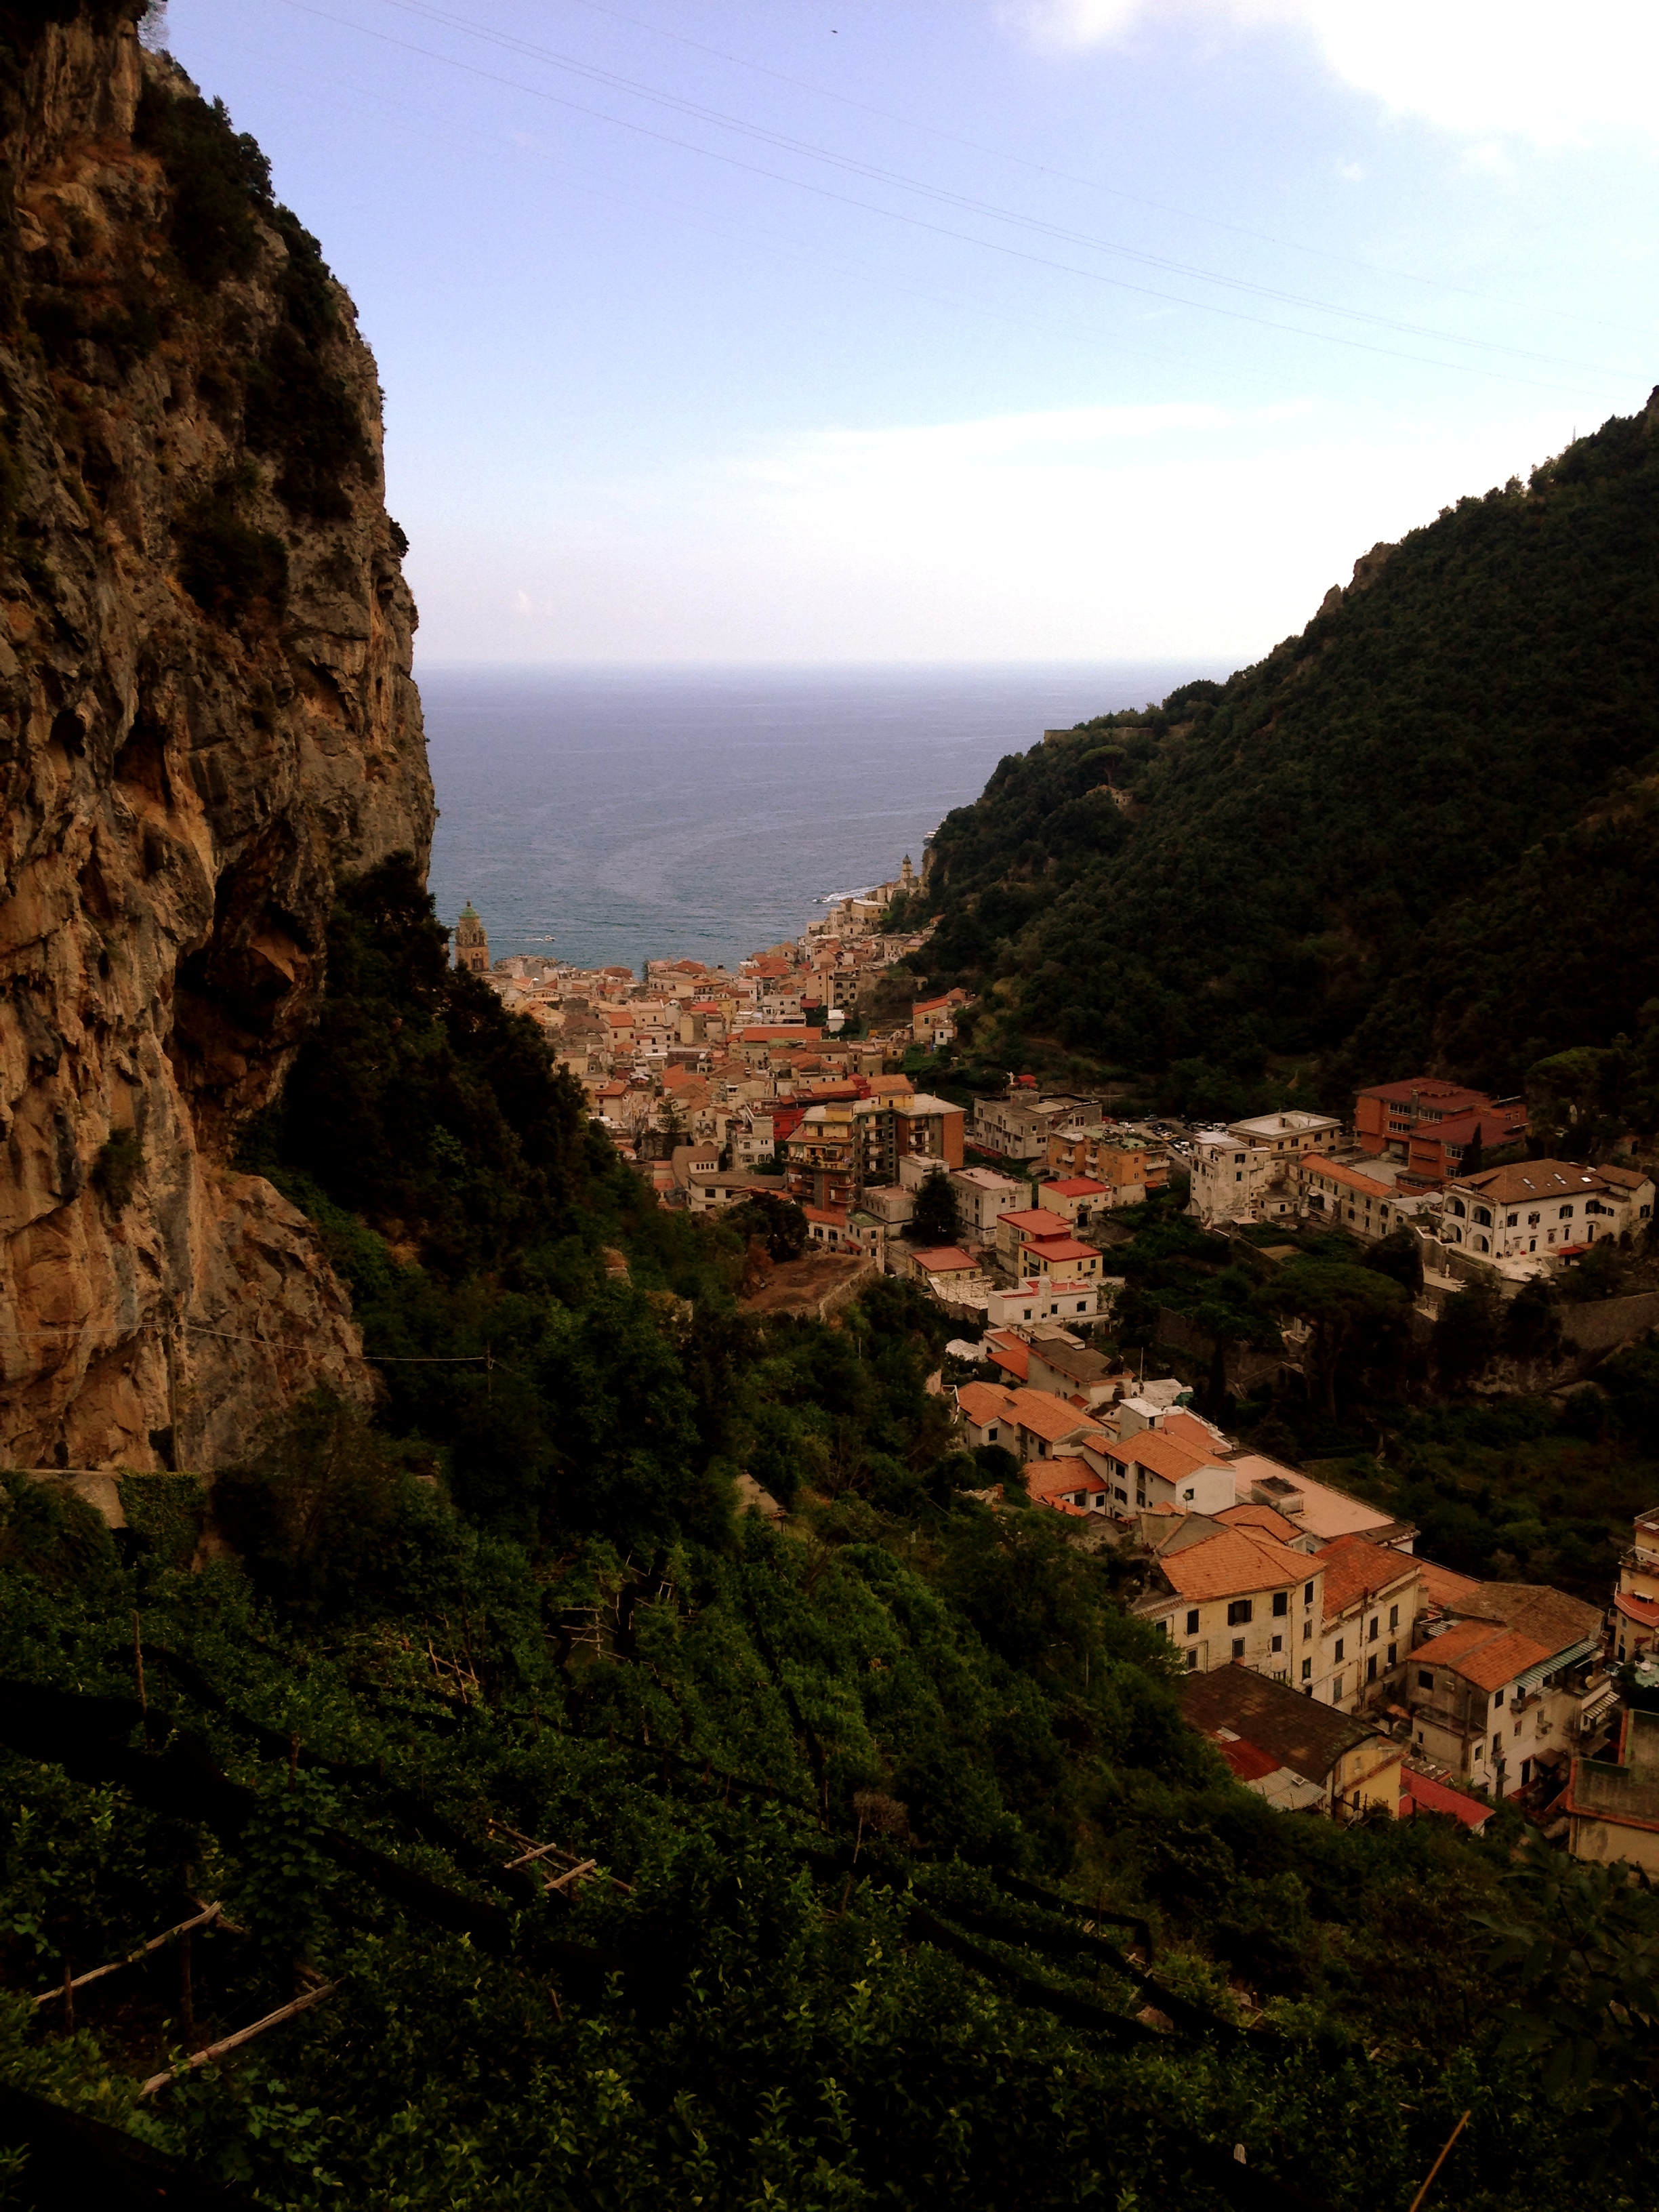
[454,901,490,976]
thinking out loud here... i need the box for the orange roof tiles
[987,1340,1029,1383]
[1027,1454,1107,1501]
[1008,1387,1109,1446]
[1417,1617,1552,1693]
[1163,1410,1229,1457]
[1113,1431,1217,1482]
[1315,1533,1420,1620]
[1417,1558,1481,1608]
[1305,1156,1395,1200]
[957,1382,1021,1427]
[1216,1502,1303,1544]
[913,1246,979,1273]
[1029,1236,1098,1264]
[1158,1528,1310,1601]
[1044,1177,1108,1197]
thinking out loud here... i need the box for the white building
[1188,1110,1343,1227]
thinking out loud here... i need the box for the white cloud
[1008,2,1659,148]
[407,401,1574,663]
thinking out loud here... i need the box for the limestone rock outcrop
[0,7,434,1469]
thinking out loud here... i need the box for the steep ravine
[0,6,434,1469]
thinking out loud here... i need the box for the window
[1493,1687,1504,1709]
[1333,1675,1344,1701]
[1368,1618,1379,1642]
[1492,1734,1502,1759]
[1474,1205,1492,1227]
[1301,1658,1312,1681]
[1418,1669,1434,1689]
[1185,1650,1197,1671]
[1227,1599,1253,1626]
[1334,1638,1345,1662]
[1507,1213,1518,1227]
[1303,1619,1312,1641]
[1304,1582,1314,1606]
[1271,1634,1283,1654]
[1561,1204,1574,1220]
[1387,1642,1397,1666]
[1389,1603,1399,1631]
[1367,1655,1378,1683]
[1231,1637,1246,1660]
[1272,1591,1289,1617]
[1182,1488,1194,1502]
[1185,1609,1200,1635]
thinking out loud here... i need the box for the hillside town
[457,885,1659,1866]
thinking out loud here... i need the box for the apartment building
[1440,1158,1654,1266]
[1188,1110,1343,1227]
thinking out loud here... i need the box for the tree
[1431,1277,1504,1387]
[911,1168,962,1247]
[1257,1259,1409,1415]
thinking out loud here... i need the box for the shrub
[135,80,270,289]
[175,473,287,626]
[91,1126,142,1210]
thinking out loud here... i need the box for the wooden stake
[132,1610,148,1746]
[35,1903,224,2005]
[139,1980,340,2096]
[1408,2110,1471,2212]
[179,1927,194,2041]
[61,1956,73,2034]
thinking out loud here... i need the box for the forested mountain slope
[909,396,1659,1103]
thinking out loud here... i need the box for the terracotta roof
[802,1205,849,1227]
[1218,1736,1282,1783]
[1599,1163,1652,1191]
[1416,1617,1552,1694]
[1400,1768,1492,1830]
[1027,1237,1097,1265]
[1305,1156,1396,1200]
[956,1382,1021,1427]
[1316,1533,1422,1620]
[987,1340,1029,1382]
[1449,1581,1603,1653]
[1616,1593,1659,1628]
[1163,1409,1229,1456]
[1182,1664,1378,1785]
[1043,1177,1108,1197]
[1157,1527,1309,1601]
[1216,1502,1304,1544]
[1027,1454,1107,1502]
[913,1245,979,1273]
[998,1209,1058,1235]
[1416,1557,1482,1608]
[1010,1388,1109,1447]
[1358,1078,1490,1109]
[1113,1431,1216,1482]
[1456,1159,1610,1204]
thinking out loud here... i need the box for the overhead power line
[272,0,1635,398]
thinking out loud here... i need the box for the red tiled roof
[1216,1502,1303,1544]
[1028,1237,1098,1265]
[802,1205,848,1227]
[956,1382,1021,1427]
[1316,1533,1421,1620]
[1417,1558,1482,1608]
[1105,1431,1214,1482]
[1218,1736,1282,1783]
[1027,1454,1107,1502]
[913,1245,979,1273]
[1043,1177,1108,1197]
[987,1340,1029,1383]
[1416,1617,1552,1693]
[1304,1156,1395,1200]
[1358,1078,1490,1109]
[1400,1769,1492,1830]
[1010,1388,1109,1446]
[1158,1528,1309,1601]
[999,1209,1057,1235]
[1615,1592,1659,1628]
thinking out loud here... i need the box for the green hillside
[5,864,1659,2207]
[903,395,1659,1109]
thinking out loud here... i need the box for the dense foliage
[5,867,1659,2205]
[903,400,1659,1105]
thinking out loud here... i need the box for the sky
[160,0,1659,665]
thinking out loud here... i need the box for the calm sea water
[419,662,1225,975]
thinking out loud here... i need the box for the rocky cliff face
[0,5,434,1470]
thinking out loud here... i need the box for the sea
[420,661,1227,977]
